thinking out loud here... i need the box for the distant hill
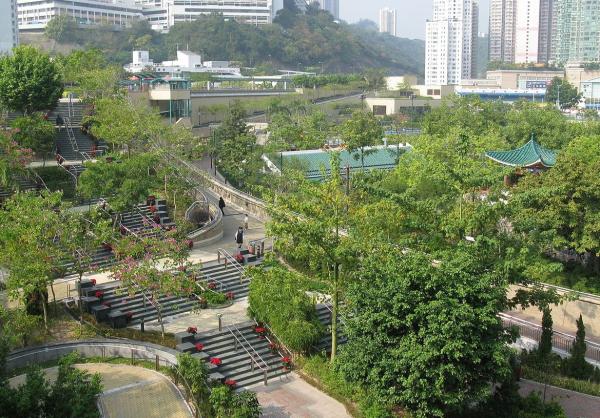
[28,10,424,76]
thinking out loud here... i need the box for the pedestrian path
[249,373,352,418]
[519,379,600,418]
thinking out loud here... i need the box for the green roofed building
[264,145,412,180]
[485,136,557,169]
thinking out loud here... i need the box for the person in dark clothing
[218,197,226,215]
[235,226,244,249]
[55,114,63,129]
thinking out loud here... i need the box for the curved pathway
[9,363,192,418]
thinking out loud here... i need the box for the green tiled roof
[268,146,409,180]
[485,136,556,168]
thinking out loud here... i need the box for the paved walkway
[248,373,352,418]
[9,363,192,418]
[519,379,600,418]
[137,297,251,334]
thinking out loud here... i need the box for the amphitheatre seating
[313,303,347,353]
[119,200,175,237]
[0,176,40,202]
[81,260,258,328]
[179,321,290,388]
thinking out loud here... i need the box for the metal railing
[500,313,600,363]
[226,323,270,385]
[64,117,79,153]
[217,248,245,283]
[256,319,293,360]
[199,273,226,293]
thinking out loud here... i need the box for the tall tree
[545,77,581,109]
[539,307,553,358]
[0,46,63,115]
[267,154,352,361]
[337,247,514,417]
[566,314,593,379]
[0,192,64,329]
[339,110,382,169]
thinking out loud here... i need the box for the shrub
[248,265,324,352]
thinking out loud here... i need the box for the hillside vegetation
[35,9,424,75]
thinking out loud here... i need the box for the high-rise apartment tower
[425,0,478,85]
[379,8,397,36]
[1,0,19,54]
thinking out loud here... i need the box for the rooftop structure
[124,50,241,76]
[486,135,557,168]
[264,145,412,181]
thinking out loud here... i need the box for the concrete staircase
[119,200,175,237]
[0,175,40,201]
[187,322,290,387]
[314,303,347,353]
[48,102,87,126]
[55,128,106,162]
[199,260,252,299]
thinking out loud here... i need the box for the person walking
[244,214,249,230]
[218,197,226,215]
[235,226,244,249]
[55,114,63,131]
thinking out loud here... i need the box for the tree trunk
[50,282,57,315]
[330,263,339,363]
[78,272,84,324]
[41,291,48,331]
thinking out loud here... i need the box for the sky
[340,0,490,40]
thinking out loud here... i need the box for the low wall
[206,179,268,221]
[6,339,180,371]
[187,203,224,245]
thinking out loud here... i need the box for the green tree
[339,110,382,169]
[45,15,78,43]
[566,314,594,379]
[511,135,600,274]
[209,385,260,418]
[546,77,581,109]
[0,192,65,328]
[0,352,102,418]
[213,102,262,187]
[0,46,63,115]
[248,265,323,352]
[0,306,40,349]
[11,114,56,156]
[78,153,162,211]
[336,247,513,418]
[539,307,553,358]
[174,354,210,414]
[0,131,34,189]
[267,154,353,361]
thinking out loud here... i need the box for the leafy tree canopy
[0,46,63,115]
[337,247,514,418]
[546,77,581,109]
[11,114,56,155]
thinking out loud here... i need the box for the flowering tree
[58,210,114,322]
[110,232,197,337]
[0,131,34,189]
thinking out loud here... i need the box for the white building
[124,50,242,76]
[514,0,540,63]
[17,0,144,32]
[581,77,600,110]
[137,0,277,32]
[425,0,479,85]
[0,0,19,54]
[312,0,339,19]
[379,8,397,36]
